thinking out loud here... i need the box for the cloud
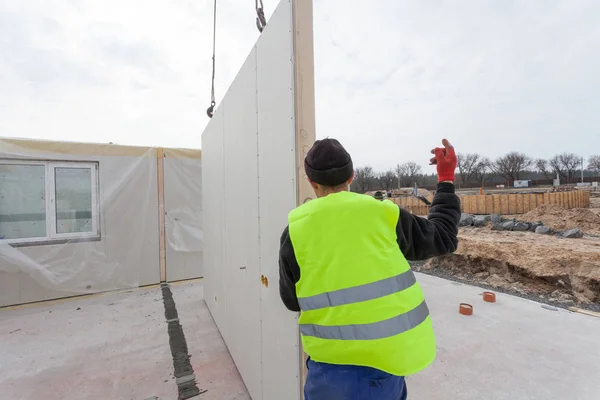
[313,0,600,171]
[1,0,600,171]
[0,0,269,148]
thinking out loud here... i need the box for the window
[0,160,99,245]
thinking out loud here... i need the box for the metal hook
[206,101,216,119]
[255,3,266,33]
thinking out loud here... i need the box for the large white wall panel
[221,47,263,400]
[201,0,302,399]
[256,2,301,400]
[201,105,225,331]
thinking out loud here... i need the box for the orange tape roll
[459,303,473,316]
[483,292,496,303]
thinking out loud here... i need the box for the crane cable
[206,0,217,118]
[207,0,266,118]
[255,0,267,32]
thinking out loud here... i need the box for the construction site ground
[0,281,250,400]
[2,276,599,400]
[416,196,600,312]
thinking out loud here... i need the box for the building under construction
[1,1,599,399]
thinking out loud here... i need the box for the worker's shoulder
[289,192,399,216]
[288,197,320,222]
[379,199,401,220]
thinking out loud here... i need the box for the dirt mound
[420,229,600,304]
[519,204,600,234]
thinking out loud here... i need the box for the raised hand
[429,139,457,183]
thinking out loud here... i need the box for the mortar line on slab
[160,284,201,399]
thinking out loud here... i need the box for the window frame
[0,159,101,245]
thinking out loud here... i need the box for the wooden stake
[293,0,316,209]
[492,195,501,214]
[485,195,494,214]
[568,307,600,319]
[292,0,316,394]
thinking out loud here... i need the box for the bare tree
[457,153,489,184]
[352,166,376,193]
[535,159,552,179]
[377,170,396,191]
[548,156,562,179]
[472,157,492,185]
[589,155,600,176]
[492,152,533,182]
[396,162,422,187]
[549,153,581,183]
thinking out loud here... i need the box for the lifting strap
[206,0,217,118]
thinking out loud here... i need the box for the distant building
[513,180,531,188]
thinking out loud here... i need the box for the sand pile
[519,204,600,234]
[420,229,600,304]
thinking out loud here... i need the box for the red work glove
[429,139,457,183]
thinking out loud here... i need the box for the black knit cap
[304,138,353,186]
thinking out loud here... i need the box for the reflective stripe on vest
[300,300,429,340]
[297,269,417,311]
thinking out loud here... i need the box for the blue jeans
[304,358,408,400]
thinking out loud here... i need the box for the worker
[278,138,461,400]
[373,191,384,201]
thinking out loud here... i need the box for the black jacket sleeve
[396,182,461,261]
[279,226,301,312]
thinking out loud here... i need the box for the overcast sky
[1,0,599,171]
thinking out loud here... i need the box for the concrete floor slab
[409,273,600,400]
[0,282,249,400]
[2,275,599,400]
[172,281,251,400]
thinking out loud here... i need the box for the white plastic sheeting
[0,139,159,302]
[163,148,204,281]
[0,138,204,306]
[165,209,203,253]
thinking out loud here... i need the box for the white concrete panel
[201,104,226,331]
[220,47,262,400]
[201,1,300,398]
[256,1,301,399]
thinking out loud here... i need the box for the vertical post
[292,0,316,395]
[157,148,167,282]
[293,0,316,207]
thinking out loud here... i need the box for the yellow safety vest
[288,191,436,376]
